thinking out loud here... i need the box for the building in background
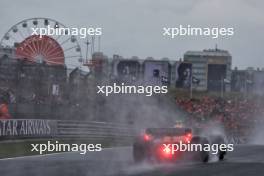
[184,48,232,91]
[0,46,15,59]
[231,69,248,92]
[143,59,171,86]
[110,56,173,86]
[83,52,109,79]
[111,55,141,84]
[231,67,264,96]
[252,69,264,95]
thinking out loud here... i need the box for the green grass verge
[0,138,133,159]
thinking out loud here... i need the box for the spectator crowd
[176,96,264,139]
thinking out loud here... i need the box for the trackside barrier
[227,136,247,144]
[56,120,136,139]
[0,119,251,144]
[0,119,136,141]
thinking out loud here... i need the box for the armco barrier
[0,119,136,140]
[0,119,250,144]
[0,119,57,139]
[56,120,136,139]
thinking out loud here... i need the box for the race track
[0,145,264,176]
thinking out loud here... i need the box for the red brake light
[186,133,192,138]
[160,145,172,158]
[143,134,152,141]
[185,133,192,143]
[163,146,171,154]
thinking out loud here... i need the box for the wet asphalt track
[0,145,264,176]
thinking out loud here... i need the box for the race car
[133,127,227,163]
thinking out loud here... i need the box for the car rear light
[186,133,192,138]
[160,145,173,158]
[163,146,171,154]
[143,134,152,141]
[185,133,192,143]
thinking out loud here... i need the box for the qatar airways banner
[0,119,57,137]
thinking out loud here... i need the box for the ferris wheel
[0,18,83,68]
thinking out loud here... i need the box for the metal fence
[0,119,251,144]
[56,120,136,139]
[0,119,136,141]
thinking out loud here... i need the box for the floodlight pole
[190,71,193,99]
[85,38,90,63]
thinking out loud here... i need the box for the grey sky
[0,0,263,69]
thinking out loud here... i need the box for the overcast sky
[0,0,263,69]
